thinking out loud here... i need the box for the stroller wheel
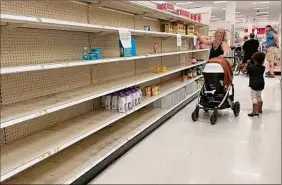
[204,109,209,112]
[191,106,199,121]
[210,109,218,125]
[233,101,240,117]
[191,110,199,121]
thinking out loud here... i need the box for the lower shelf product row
[4,81,200,184]
[99,71,203,113]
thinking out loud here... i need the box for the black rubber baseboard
[72,92,198,185]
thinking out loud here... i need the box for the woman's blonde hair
[213,28,226,49]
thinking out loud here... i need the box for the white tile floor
[90,75,281,184]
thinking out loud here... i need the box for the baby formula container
[111,92,118,110]
[118,92,126,113]
[105,94,112,110]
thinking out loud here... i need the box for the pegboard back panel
[0,129,6,146]
[135,37,162,55]
[0,1,88,23]
[195,51,209,61]
[89,5,135,29]
[161,38,180,53]
[90,34,120,58]
[134,17,161,31]
[162,72,181,83]
[1,66,91,105]
[1,27,89,67]
[135,57,162,75]
[162,55,182,68]
[91,60,135,85]
[2,101,93,145]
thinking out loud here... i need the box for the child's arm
[246,60,253,73]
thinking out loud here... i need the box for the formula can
[145,87,152,96]
[152,86,160,96]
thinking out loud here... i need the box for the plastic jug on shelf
[118,92,126,113]
[111,92,118,110]
[105,94,112,110]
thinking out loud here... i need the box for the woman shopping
[195,28,230,59]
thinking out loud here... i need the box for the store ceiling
[169,1,281,24]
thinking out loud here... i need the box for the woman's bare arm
[221,41,231,56]
[195,31,213,46]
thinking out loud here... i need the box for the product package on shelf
[181,65,203,82]
[187,26,195,36]
[156,65,167,73]
[119,38,137,57]
[145,85,160,97]
[161,22,174,34]
[173,22,186,35]
[101,86,142,113]
[82,47,102,60]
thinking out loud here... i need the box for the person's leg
[257,90,263,113]
[248,89,259,117]
[266,47,275,78]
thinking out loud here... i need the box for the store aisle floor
[90,75,281,184]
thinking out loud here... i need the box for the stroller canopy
[203,63,224,73]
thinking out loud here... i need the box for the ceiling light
[256,14,269,17]
[236,15,244,17]
[211,18,222,21]
[213,1,227,4]
[254,7,269,10]
[176,2,193,5]
[211,15,216,18]
[222,8,226,10]
[253,1,269,5]
[236,12,241,14]
[256,11,269,14]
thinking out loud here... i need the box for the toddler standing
[246,52,266,117]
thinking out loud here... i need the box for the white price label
[177,34,182,47]
[193,36,197,46]
[119,28,131,48]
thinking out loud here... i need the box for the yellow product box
[152,86,160,96]
[161,23,174,33]
[161,65,167,73]
[156,66,162,73]
[187,25,195,35]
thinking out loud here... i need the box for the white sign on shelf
[193,36,197,46]
[119,28,131,48]
[177,34,182,47]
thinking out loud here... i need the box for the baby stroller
[191,60,240,125]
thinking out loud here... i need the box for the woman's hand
[194,31,200,37]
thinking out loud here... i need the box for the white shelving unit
[1,76,201,182]
[0,0,209,183]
